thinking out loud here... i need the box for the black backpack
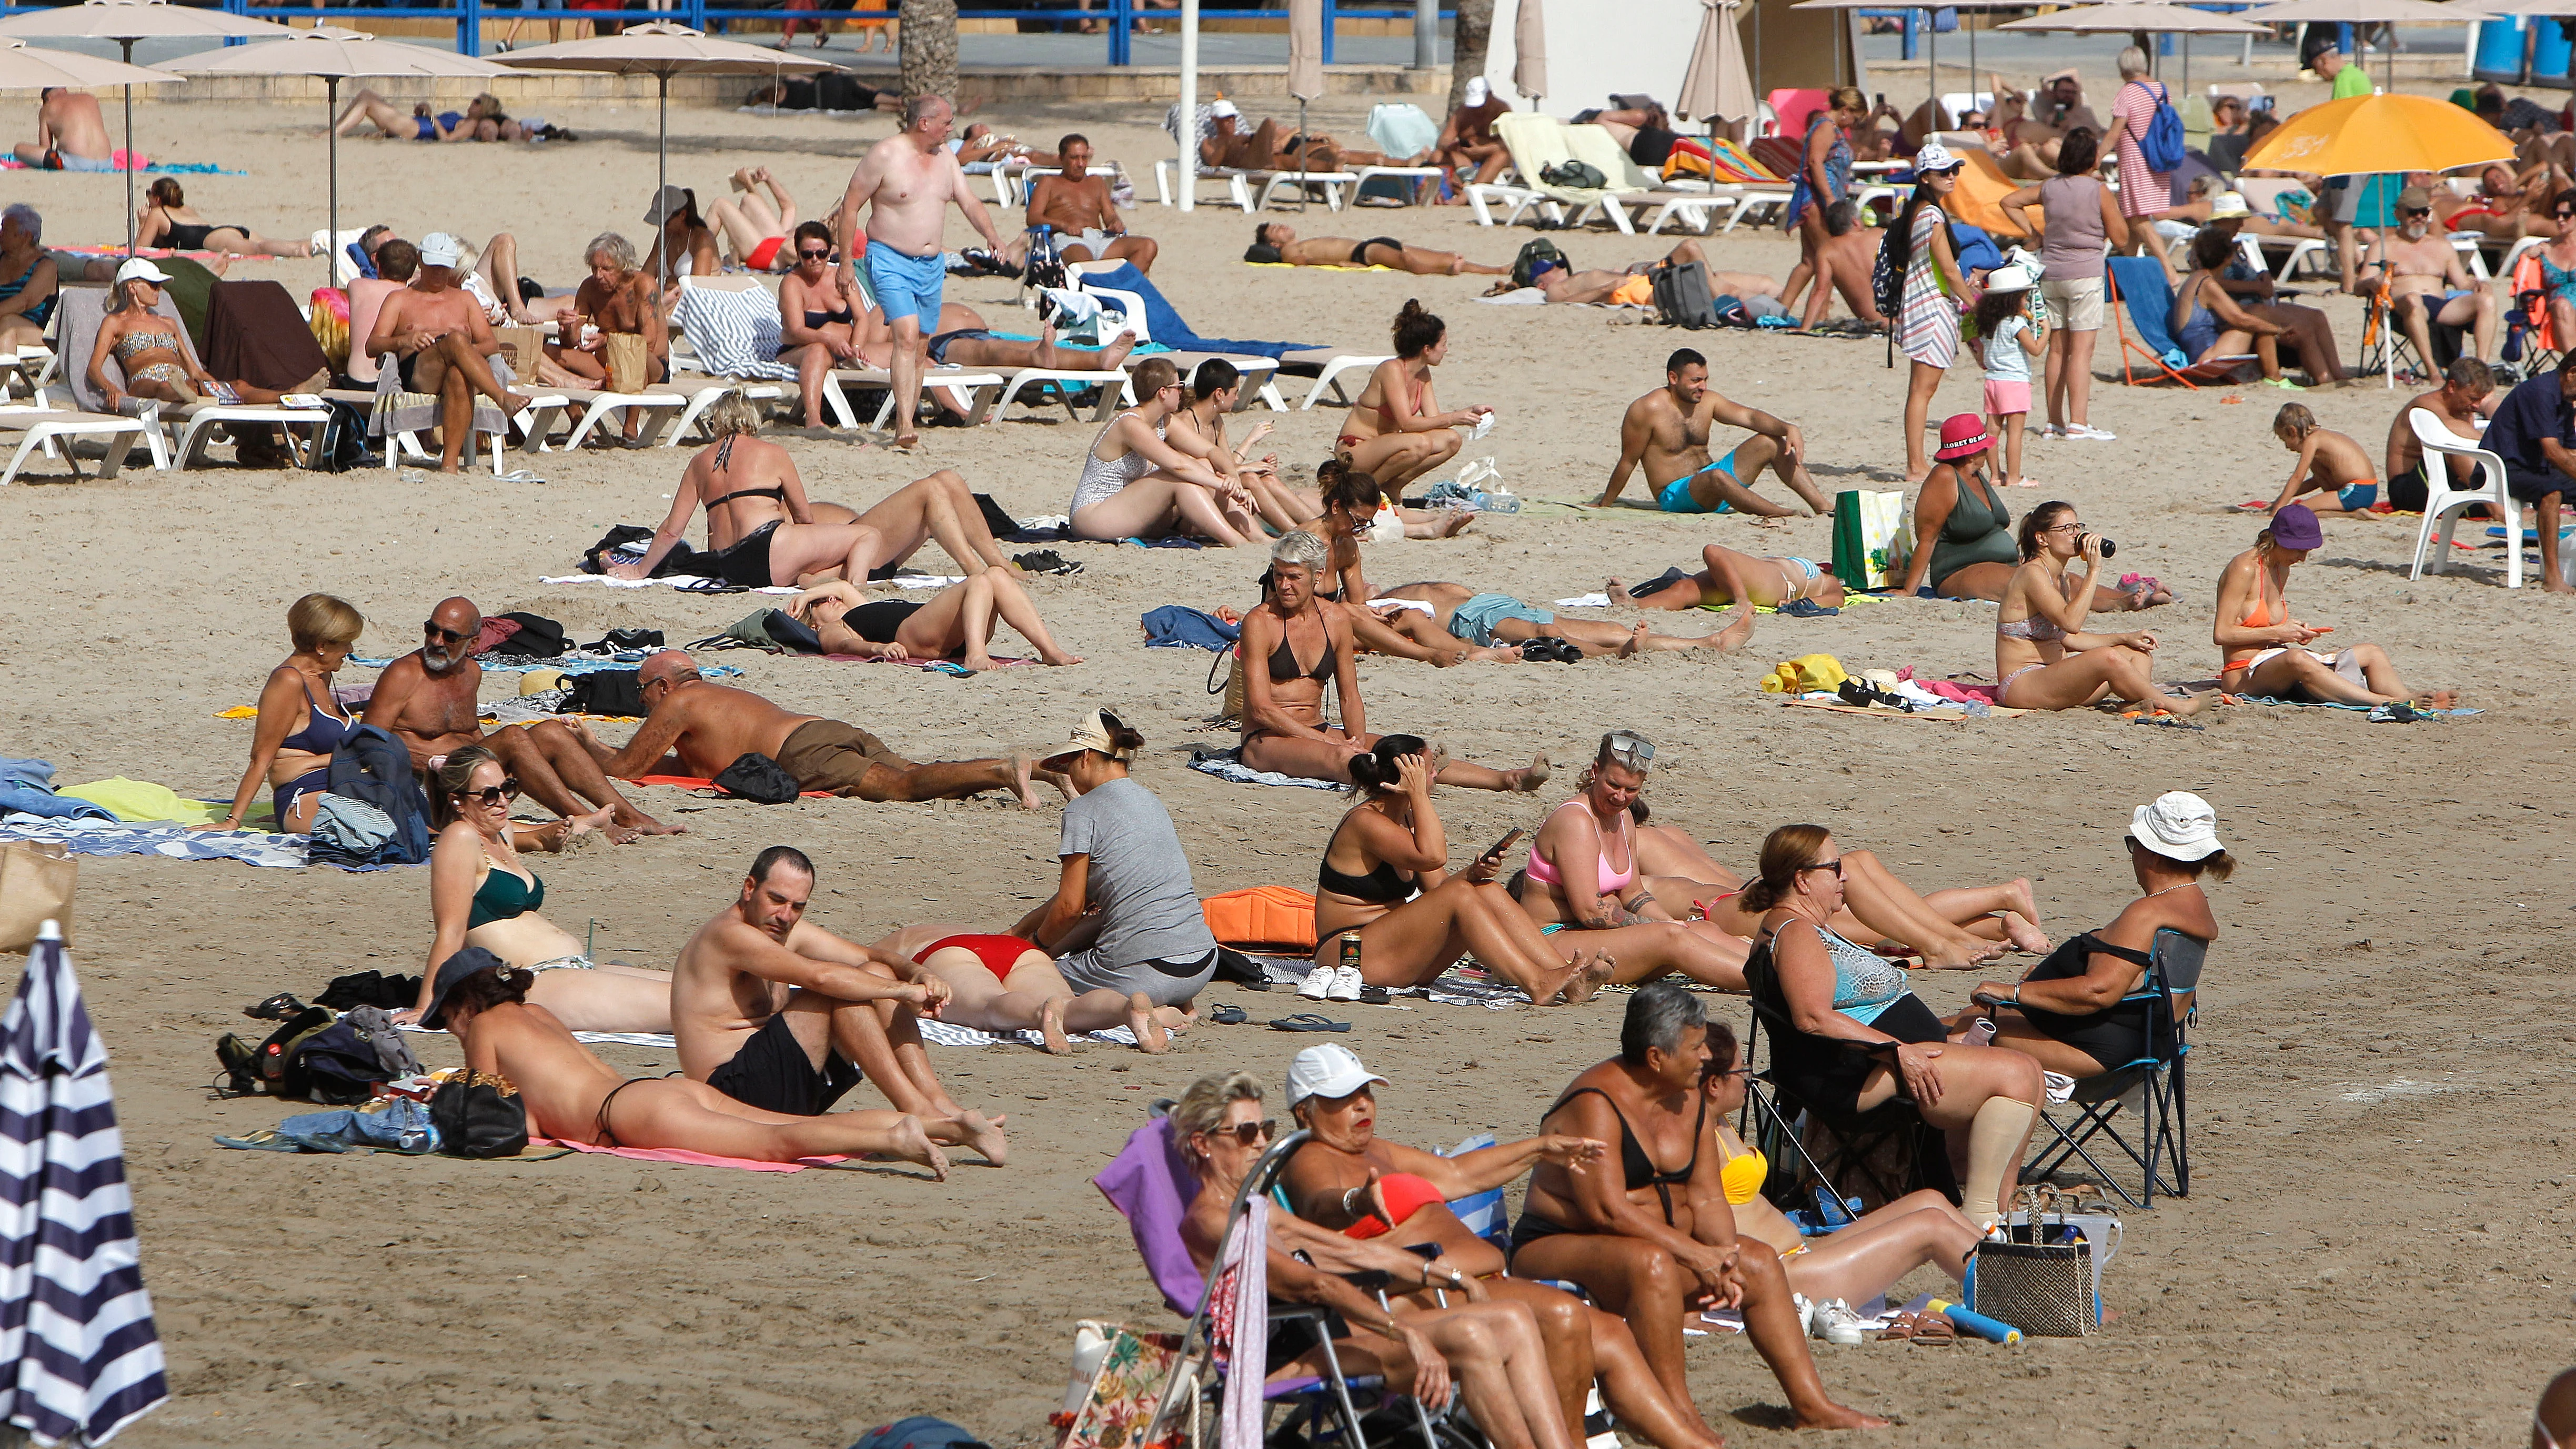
[564,669,648,718]
[713,752,801,803]
[431,1074,529,1159]
[1870,224,1906,321]
[486,612,566,659]
[1650,260,1718,328]
[213,1006,379,1103]
[1511,237,1567,290]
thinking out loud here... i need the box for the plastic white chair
[2408,407,2526,589]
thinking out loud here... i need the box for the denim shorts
[865,242,947,327]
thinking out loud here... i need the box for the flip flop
[923,660,974,678]
[1269,1013,1351,1032]
[1209,1004,1249,1025]
[1777,598,1840,618]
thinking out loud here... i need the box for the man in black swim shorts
[1244,222,1513,277]
[672,847,1004,1142]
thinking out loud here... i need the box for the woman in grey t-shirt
[1014,708,1220,1013]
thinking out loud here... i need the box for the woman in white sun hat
[1950,792,2224,1079]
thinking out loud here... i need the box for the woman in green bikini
[405,746,674,1034]
[1899,414,2170,608]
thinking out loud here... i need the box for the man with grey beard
[360,595,679,842]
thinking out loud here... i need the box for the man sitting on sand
[2263,403,2382,516]
[1798,200,1886,330]
[671,849,1008,1161]
[1596,348,1828,517]
[569,649,1052,806]
[1247,223,1511,276]
[2383,356,2495,514]
[14,87,113,171]
[365,232,535,473]
[1024,134,1157,273]
[363,596,677,841]
[426,944,983,1179]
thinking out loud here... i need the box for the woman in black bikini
[783,575,1083,670]
[1512,986,1886,1433]
[777,221,862,427]
[1235,530,1545,790]
[133,178,312,258]
[608,395,893,588]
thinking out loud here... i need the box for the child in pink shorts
[1973,264,2049,488]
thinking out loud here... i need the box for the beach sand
[1,93,2569,1448]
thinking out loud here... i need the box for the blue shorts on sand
[866,243,947,327]
[1447,593,1554,647]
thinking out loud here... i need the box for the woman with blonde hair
[203,594,365,834]
[609,394,894,588]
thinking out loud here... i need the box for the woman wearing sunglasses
[404,746,676,1033]
[88,256,298,417]
[1994,501,2196,714]
[1741,824,2043,1232]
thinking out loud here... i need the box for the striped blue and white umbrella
[0,922,166,1446]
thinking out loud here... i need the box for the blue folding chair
[2106,256,2258,389]
[2022,927,2206,1209]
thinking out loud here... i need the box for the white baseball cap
[2208,190,2253,221]
[2130,791,2224,862]
[1209,97,1240,119]
[1286,1043,1387,1105]
[1464,76,1490,107]
[113,257,167,286]
[418,232,462,269]
[1915,140,1966,174]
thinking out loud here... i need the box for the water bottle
[1468,489,1522,515]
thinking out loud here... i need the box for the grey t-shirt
[1060,776,1217,969]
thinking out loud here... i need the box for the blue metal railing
[175,0,1453,63]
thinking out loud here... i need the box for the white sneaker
[1327,964,1364,1001]
[1792,1293,1816,1335]
[1297,965,1335,1000]
[2071,422,2118,441]
[1810,1299,1867,1345]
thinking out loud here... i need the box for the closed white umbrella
[1677,0,1757,127]
[1514,0,1546,108]
[162,28,514,290]
[488,23,839,287]
[0,1,294,254]
[0,922,168,1447]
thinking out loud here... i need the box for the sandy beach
[1,88,2570,1449]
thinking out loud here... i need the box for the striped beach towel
[673,285,798,382]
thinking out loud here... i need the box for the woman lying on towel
[1696,1023,1984,1309]
[400,747,673,1034]
[1994,501,2201,715]
[1313,736,1609,1004]
[870,923,1179,1054]
[1376,579,1746,659]
[204,593,364,835]
[1175,1070,1581,1449]
[1237,529,1549,791]
[1608,791,2044,970]
[1508,732,1757,990]
[609,396,894,588]
[1246,222,1513,276]
[784,575,1083,670]
[134,178,313,259]
[88,258,300,413]
[1272,1050,1735,1449]
[427,951,993,1180]
[1948,791,2223,1078]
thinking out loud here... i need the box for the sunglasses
[424,620,472,643]
[1800,857,1847,879]
[1206,1119,1277,1147]
[2558,210,2576,221]
[1604,731,1656,770]
[798,248,832,260]
[467,779,521,806]
[2400,207,2432,218]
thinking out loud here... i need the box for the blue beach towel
[1081,262,1324,361]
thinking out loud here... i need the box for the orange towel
[1201,886,1318,950]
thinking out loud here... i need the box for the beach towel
[349,653,738,678]
[1201,886,1317,950]
[0,153,236,174]
[1186,747,1343,791]
[206,279,330,391]
[0,759,113,824]
[538,1138,851,1173]
[1142,605,1241,651]
[56,779,222,826]
[672,284,798,381]
[631,773,834,798]
[0,818,306,868]
[541,572,799,597]
[915,1018,1139,1049]
[1077,262,1323,360]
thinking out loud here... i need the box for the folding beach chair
[2105,256,2257,388]
[1739,950,1956,1214]
[1095,1120,1445,1449]
[2509,247,2564,379]
[2022,928,2206,1209]
[2356,271,2446,390]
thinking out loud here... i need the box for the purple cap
[2271,502,2324,550]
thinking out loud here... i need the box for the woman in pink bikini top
[1508,731,1753,992]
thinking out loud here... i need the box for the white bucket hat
[2130,791,2223,861]
[1464,76,1490,107]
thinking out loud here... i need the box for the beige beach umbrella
[1288,0,1323,206]
[0,1,293,253]
[162,27,514,289]
[1514,0,1547,108]
[1677,0,1756,128]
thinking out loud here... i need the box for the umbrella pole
[327,77,339,296]
[122,38,135,257]
[1926,12,1936,129]
[658,73,670,292]
[1296,96,1309,212]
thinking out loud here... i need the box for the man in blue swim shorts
[832,93,1010,448]
[1597,347,1829,517]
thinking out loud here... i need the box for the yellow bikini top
[1719,1144,1767,1206]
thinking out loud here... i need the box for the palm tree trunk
[1447,0,1492,113]
[901,0,958,100]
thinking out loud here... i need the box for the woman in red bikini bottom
[870,924,1185,1054]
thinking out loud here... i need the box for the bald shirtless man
[2371,185,2497,370]
[360,596,676,841]
[671,847,1007,1161]
[2384,355,2498,514]
[365,233,533,472]
[1249,222,1510,276]
[1596,348,1828,518]
[427,945,972,1179]
[568,649,1048,807]
[832,94,1010,449]
[14,88,112,171]
[1025,134,1157,273]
